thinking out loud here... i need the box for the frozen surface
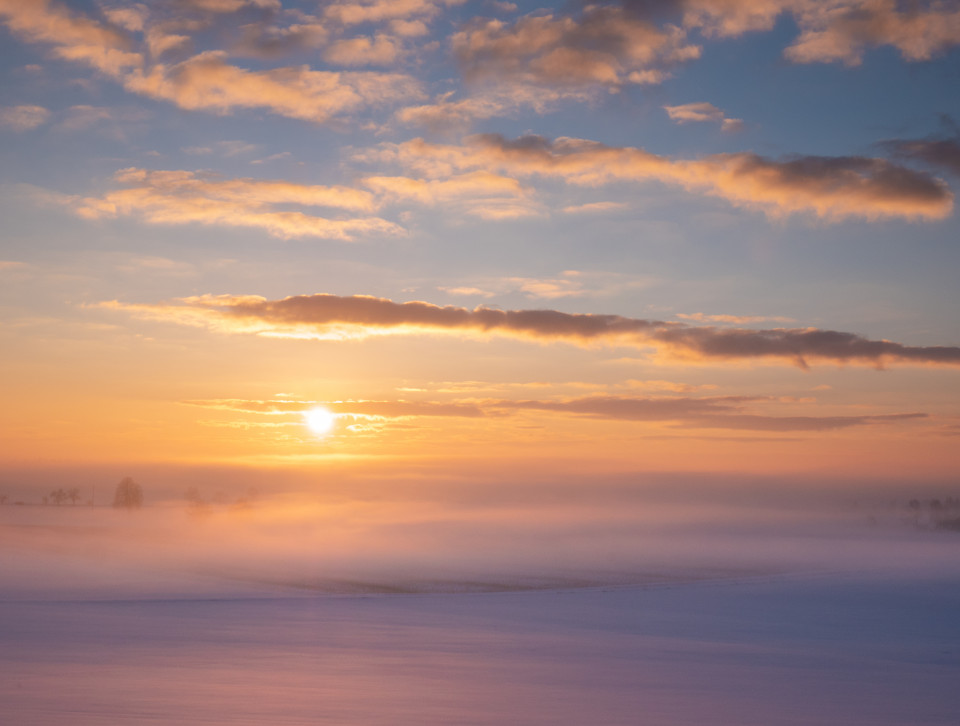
[2,502,959,724]
[2,572,960,725]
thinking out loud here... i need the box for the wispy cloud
[0,104,50,131]
[99,292,960,368]
[324,0,464,26]
[494,394,927,431]
[182,140,259,158]
[664,101,743,131]
[251,151,293,166]
[436,270,650,299]
[70,168,402,241]
[395,86,591,132]
[178,0,281,13]
[363,171,540,219]
[180,393,928,434]
[123,52,422,123]
[439,286,498,298]
[183,398,486,419]
[561,201,629,214]
[441,272,585,299]
[365,134,953,221]
[58,105,119,131]
[676,313,797,325]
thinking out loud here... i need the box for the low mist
[3,467,958,601]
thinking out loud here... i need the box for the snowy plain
[2,499,959,725]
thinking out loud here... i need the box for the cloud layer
[182,393,928,433]
[101,292,960,368]
[3,0,959,131]
[71,168,402,240]
[366,134,953,221]
[3,0,956,225]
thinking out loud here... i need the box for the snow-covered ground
[2,502,959,725]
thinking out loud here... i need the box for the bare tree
[67,487,81,506]
[113,477,143,509]
[49,489,68,506]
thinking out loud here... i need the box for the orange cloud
[0,104,49,131]
[677,412,927,432]
[123,52,421,123]
[100,292,960,368]
[676,312,797,325]
[561,201,629,214]
[452,6,700,88]
[323,34,400,66]
[365,134,953,221]
[493,394,928,431]
[363,170,540,219]
[437,270,647,299]
[0,0,143,76]
[395,86,590,131]
[324,0,464,26]
[664,101,743,131]
[180,0,281,12]
[784,0,960,65]
[0,1,423,124]
[438,286,497,298]
[180,393,929,433]
[682,0,960,65]
[679,0,786,37]
[72,168,401,241]
[183,398,486,418]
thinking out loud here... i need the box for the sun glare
[304,407,336,436]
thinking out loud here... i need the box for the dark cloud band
[105,293,960,368]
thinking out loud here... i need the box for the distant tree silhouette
[184,486,210,515]
[67,487,81,506]
[49,488,68,506]
[113,477,143,509]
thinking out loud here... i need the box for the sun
[304,406,336,436]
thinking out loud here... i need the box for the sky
[1,0,959,502]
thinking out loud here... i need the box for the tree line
[0,477,144,509]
